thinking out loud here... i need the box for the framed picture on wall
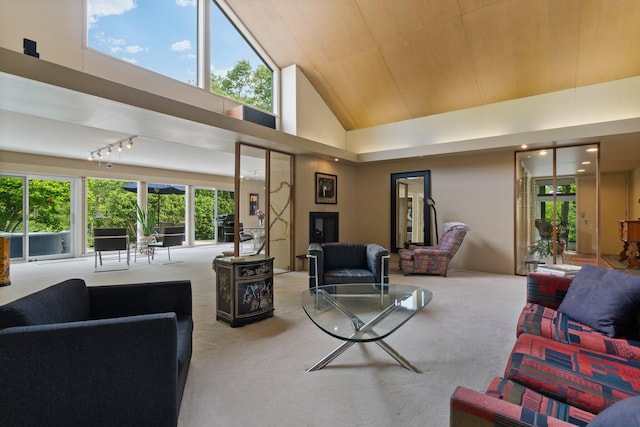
[315,172,337,204]
[249,193,259,215]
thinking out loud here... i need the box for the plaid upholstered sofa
[398,222,469,276]
[451,266,640,426]
[0,278,193,426]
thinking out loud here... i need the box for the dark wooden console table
[619,220,640,268]
[212,255,274,327]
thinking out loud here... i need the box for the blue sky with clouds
[87,0,264,85]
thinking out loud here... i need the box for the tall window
[210,1,273,112]
[87,0,199,85]
[86,0,275,111]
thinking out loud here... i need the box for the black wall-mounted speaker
[23,38,40,58]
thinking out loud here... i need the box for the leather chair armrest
[308,243,324,288]
[0,313,180,426]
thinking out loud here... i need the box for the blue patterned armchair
[398,222,469,276]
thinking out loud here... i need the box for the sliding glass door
[1,175,73,260]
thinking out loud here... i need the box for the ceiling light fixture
[88,135,137,166]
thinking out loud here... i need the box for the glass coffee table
[301,284,432,373]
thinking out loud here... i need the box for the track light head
[126,138,134,149]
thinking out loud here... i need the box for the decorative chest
[212,255,274,327]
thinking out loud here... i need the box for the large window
[210,1,273,111]
[87,0,199,85]
[1,175,73,260]
[86,0,275,111]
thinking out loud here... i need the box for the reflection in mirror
[390,171,431,252]
[238,144,266,256]
[515,144,599,275]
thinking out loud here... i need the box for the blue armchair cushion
[588,395,640,426]
[0,278,90,328]
[558,264,640,338]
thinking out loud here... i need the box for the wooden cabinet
[213,255,274,327]
[619,220,640,267]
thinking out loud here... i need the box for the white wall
[355,150,515,275]
[294,155,357,258]
[347,77,640,160]
[281,64,346,148]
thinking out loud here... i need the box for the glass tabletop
[301,284,432,343]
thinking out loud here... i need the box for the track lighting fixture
[88,135,137,165]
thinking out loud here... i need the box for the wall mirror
[390,171,432,253]
[514,144,599,275]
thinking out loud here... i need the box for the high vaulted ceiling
[227,0,640,131]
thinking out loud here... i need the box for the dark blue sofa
[308,242,389,288]
[0,278,193,426]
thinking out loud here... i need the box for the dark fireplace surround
[309,212,339,244]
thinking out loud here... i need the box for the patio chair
[398,222,469,276]
[93,227,129,271]
[148,226,184,262]
[238,223,255,253]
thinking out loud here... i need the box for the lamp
[426,197,438,244]
[88,135,136,165]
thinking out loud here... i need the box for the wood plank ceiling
[226,0,640,131]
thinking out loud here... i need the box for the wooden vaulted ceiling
[226,0,640,131]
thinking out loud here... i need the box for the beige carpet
[4,246,526,427]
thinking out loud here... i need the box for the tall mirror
[238,144,266,256]
[515,144,599,275]
[390,171,432,252]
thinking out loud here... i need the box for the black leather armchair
[307,242,389,289]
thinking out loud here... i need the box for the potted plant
[136,205,157,245]
[528,239,555,264]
